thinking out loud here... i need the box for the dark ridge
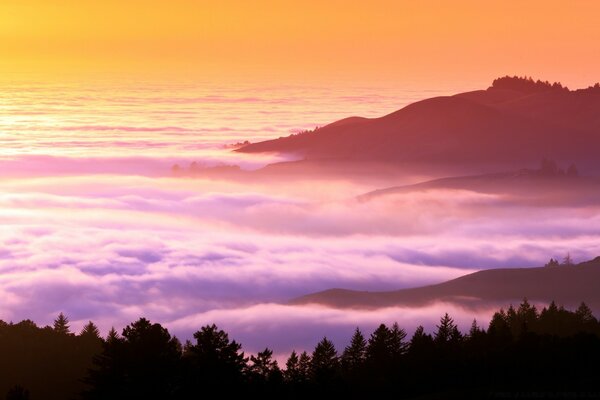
[292,257,600,310]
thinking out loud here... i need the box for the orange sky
[1,0,599,87]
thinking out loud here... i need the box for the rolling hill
[292,257,600,310]
[238,77,600,172]
[357,165,600,206]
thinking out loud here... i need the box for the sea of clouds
[1,171,600,357]
[1,80,599,357]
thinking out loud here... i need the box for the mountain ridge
[237,76,600,172]
[291,257,600,310]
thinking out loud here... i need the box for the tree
[562,253,574,267]
[284,350,301,383]
[53,313,71,335]
[468,319,483,338]
[545,258,559,267]
[409,325,434,353]
[576,302,596,324]
[85,318,181,399]
[249,347,281,383]
[79,321,101,340]
[366,324,393,363]
[390,322,408,357]
[182,324,248,393]
[105,327,120,343]
[517,298,539,334]
[310,337,339,385]
[434,313,461,344]
[297,351,312,382]
[341,327,367,373]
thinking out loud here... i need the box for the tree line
[2,300,600,399]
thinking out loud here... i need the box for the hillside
[238,77,600,172]
[292,257,600,310]
[358,163,600,206]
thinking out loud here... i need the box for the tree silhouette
[284,350,301,384]
[575,302,598,325]
[562,252,574,266]
[341,327,367,373]
[53,313,71,335]
[390,322,408,357]
[310,337,339,386]
[434,313,461,344]
[297,351,312,382]
[181,324,247,394]
[79,321,101,340]
[409,325,434,353]
[85,318,181,399]
[249,348,281,382]
[1,299,599,398]
[366,324,393,362]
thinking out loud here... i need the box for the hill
[357,162,600,206]
[238,77,600,172]
[291,257,600,310]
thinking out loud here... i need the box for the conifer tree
[434,313,457,344]
[390,322,408,356]
[341,327,367,372]
[53,312,71,335]
[311,337,339,384]
[80,321,101,339]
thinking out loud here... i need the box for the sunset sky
[1,0,599,86]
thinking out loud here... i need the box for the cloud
[0,173,599,355]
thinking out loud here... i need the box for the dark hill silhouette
[238,76,600,171]
[291,257,600,310]
[358,162,600,206]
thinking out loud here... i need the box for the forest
[2,300,600,399]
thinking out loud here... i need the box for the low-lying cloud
[0,172,599,354]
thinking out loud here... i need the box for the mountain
[238,77,600,172]
[291,257,600,310]
[358,163,600,206]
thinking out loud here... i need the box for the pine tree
[105,327,120,343]
[284,350,300,383]
[517,298,539,334]
[249,348,280,380]
[366,323,393,363]
[53,312,71,335]
[434,313,457,344]
[469,319,482,337]
[80,321,101,339]
[409,325,433,351]
[297,351,311,382]
[341,327,367,372]
[562,252,574,266]
[311,337,339,384]
[576,302,596,324]
[390,322,408,356]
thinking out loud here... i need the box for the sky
[1,0,600,86]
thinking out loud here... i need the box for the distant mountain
[291,257,600,310]
[358,162,600,205]
[238,77,600,172]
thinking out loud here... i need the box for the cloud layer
[1,171,599,354]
